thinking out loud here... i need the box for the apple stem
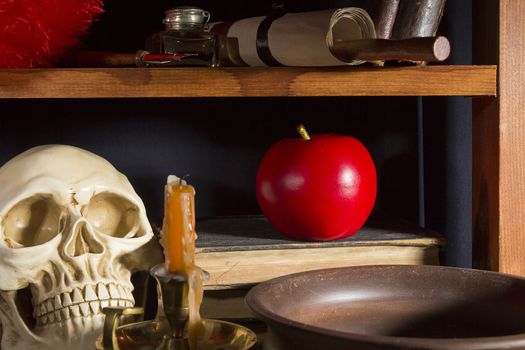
[297,124,311,140]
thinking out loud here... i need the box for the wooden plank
[473,0,525,275]
[0,66,496,99]
[496,0,525,275]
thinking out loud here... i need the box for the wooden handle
[332,36,451,63]
[63,51,136,67]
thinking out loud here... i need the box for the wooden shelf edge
[0,65,496,99]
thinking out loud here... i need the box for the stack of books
[195,215,442,320]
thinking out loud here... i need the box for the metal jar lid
[163,6,210,25]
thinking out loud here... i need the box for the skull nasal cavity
[66,222,104,257]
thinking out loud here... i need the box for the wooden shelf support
[473,0,525,275]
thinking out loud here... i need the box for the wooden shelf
[0,65,495,99]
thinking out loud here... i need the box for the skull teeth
[84,285,97,302]
[62,292,73,307]
[79,302,90,317]
[70,304,81,317]
[61,307,70,320]
[97,283,110,300]
[90,301,101,314]
[72,288,83,304]
[109,283,120,299]
[34,284,134,326]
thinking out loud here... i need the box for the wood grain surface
[332,37,451,63]
[495,0,525,275]
[0,66,495,99]
[473,0,525,275]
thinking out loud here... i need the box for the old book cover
[195,215,442,290]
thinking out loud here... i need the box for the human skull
[0,145,162,350]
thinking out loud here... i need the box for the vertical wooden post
[473,0,525,275]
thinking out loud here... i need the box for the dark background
[0,0,472,267]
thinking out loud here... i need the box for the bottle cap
[164,6,210,25]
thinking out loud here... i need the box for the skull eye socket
[85,192,142,238]
[3,195,63,248]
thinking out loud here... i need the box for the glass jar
[144,7,218,67]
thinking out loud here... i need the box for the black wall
[423,1,472,267]
[0,96,418,226]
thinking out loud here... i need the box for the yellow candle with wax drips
[161,175,205,349]
[162,175,196,272]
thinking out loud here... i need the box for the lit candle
[161,175,196,273]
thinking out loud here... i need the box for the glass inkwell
[141,7,218,67]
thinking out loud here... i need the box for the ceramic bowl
[246,265,525,350]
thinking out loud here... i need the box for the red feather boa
[0,0,103,68]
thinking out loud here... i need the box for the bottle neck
[165,22,205,31]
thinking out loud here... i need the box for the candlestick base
[99,317,256,350]
[151,264,191,343]
[98,265,256,350]
[156,335,191,350]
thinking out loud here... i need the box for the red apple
[256,125,377,241]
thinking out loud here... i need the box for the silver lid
[163,6,210,25]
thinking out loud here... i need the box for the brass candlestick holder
[98,264,257,350]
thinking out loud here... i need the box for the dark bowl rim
[245,264,525,350]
